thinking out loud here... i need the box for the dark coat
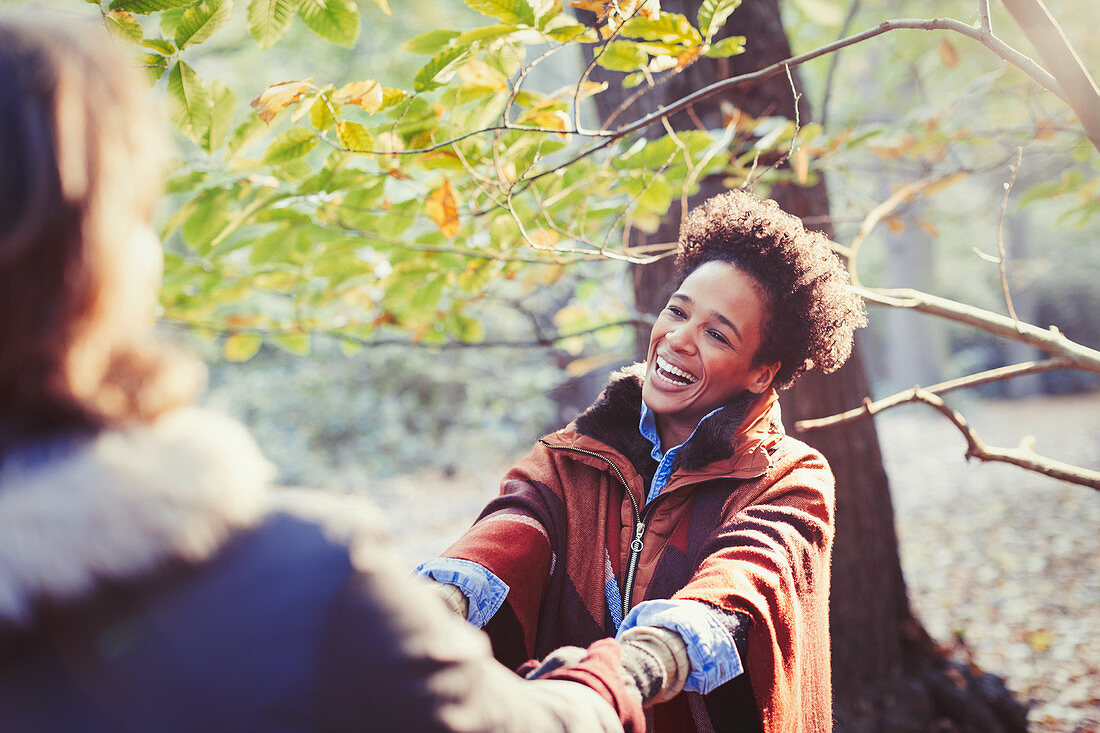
[0,408,633,733]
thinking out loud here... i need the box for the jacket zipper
[539,439,657,620]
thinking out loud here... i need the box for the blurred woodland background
[26,0,1100,730]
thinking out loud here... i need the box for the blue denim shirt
[416,401,744,694]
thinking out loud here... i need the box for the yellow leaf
[1027,630,1053,652]
[792,147,809,185]
[528,229,561,249]
[675,45,703,69]
[916,219,940,237]
[371,0,391,14]
[884,215,906,234]
[251,79,314,124]
[375,131,404,155]
[458,59,507,91]
[518,109,571,140]
[426,178,460,238]
[938,39,958,68]
[337,120,373,151]
[570,0,610,17]
[332,79,383,114]
[224,332,262,362]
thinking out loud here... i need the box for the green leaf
[414,45,472,93]
[464,0,534,26]
[159,7,186,36]
[704,34,744,58]
[180,188,232,251]
[226,113,267,158]
[166,60,212,142]
[165,169,208,194]
[379,87,410,111]
[203,81,236,153]
[105,10,144,43]
[298,0,360,47]
[698,0,741,42]
[545,22,595,43]
[224,332,262,361]
[402,29,460,55]
[619,13,700,46]
[263,127,318,164]
[595,41,648,72]
[141,37,176,53]
[455,23,519,46]
[109,0,196,14]
[309,95,336,130]
[339,338,364,357]
[175,0,233,49]
[248,0,300,48]
[138,52,171,83]
[272,331,311,355]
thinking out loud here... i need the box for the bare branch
[908,389,1100,490]
[856,286,1100,372]
[1000,0,1100,152]
[795,357,1074,430]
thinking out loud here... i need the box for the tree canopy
[81,0,1100,487]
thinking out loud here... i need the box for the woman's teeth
[655,355,697,385]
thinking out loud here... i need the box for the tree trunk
[585,2,1028,730]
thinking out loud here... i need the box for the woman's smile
[642,260,779,448]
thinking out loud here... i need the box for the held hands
[525,626,690,708]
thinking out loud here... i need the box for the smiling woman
[419,189,867,733]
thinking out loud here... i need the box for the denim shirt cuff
[617,598,743,694]
[414,558,509,628]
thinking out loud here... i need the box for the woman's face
[642,260,779,447]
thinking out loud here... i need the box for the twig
[846,173,966,287]
[794,357,1074,430]
[994,148,1023,324]
[908,388,1100,490]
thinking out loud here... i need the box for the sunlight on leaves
[251,79,314,123]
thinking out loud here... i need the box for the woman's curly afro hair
[676,189,867,390]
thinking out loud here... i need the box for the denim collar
[638,400,726,463]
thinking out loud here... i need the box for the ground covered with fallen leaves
[372,392,1100,732]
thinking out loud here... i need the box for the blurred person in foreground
[419,189,868,732]
[0,12,644,733]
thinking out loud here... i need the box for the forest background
[26,0,1100,730]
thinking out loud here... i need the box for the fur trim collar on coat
[0,408,276,627]
[570,363,784,476]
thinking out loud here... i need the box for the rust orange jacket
[441,365,835,732]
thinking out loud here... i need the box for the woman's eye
[708,330,730,345]
[666,305,685,318]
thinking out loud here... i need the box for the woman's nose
[665,324,695,353]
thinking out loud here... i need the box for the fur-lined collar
[570,363,783,476]
[0,408,276,627]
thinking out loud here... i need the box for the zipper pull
[630,522,644,552]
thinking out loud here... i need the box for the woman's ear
[747,362,780,394]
